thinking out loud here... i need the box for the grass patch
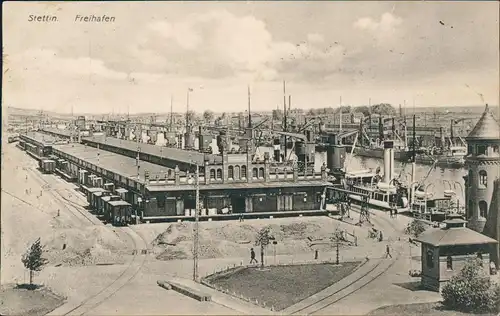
[0,285,65,316]
[208,262,360,311]
[368,302,497,316]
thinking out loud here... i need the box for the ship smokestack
[383,140,394,183]
[273,138,281,162]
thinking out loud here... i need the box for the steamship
[414,146,466,169]
[350,144,413,162]
[329,139,410,212]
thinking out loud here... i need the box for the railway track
[289,208,405,315]
[16,161,150,316]
[58,227,149,316]
[26,166,101,226]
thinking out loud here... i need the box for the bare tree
[21,238,48,287]
[203,110,214,124]
[255,227,272,269]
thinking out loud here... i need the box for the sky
[2,1,499,114]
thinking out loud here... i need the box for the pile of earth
[43,226,129,267]
[152,220,344,261]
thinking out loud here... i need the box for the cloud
[353,12,402,40]
[17,48,126,81]
[307,33,325,43]
[131,10,347,82]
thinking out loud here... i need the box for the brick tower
[464,104,500,232]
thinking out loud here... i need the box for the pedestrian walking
[250,248,258,264]
[57,209,60,217]
[379,230,383,242]
[394,209,398,218]
[385,244,392,258]
[389,208,393,218]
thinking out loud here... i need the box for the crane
[450,118,469,147]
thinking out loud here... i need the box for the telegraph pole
[193,162,200,282]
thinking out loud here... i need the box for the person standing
[385,244,392,258]
[250,248,258,264]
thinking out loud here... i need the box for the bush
[441,258,499,313]
[405,220,426,238]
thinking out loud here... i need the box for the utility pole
[283,81,287,161]
[193,162,200,282]
[339,96,343,133]
[170,95,174,132]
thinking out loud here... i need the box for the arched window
[446,256,453,270]
[228,166,234,179]
[241,165,247,178]
[493,145,499,154]
[234,165,240,179]
[216,168,222,179]
[252,168,258,178]
[259,167,265,178]
[168,169,173,178]
[479,170,487,188]
[479,200,488,218]
[210,169,215,180]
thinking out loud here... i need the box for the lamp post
[188,160,200,282]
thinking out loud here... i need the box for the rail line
[60,228,149,316]
[16,159,150,316]
[26,166,100,225]
[291,208,404,315]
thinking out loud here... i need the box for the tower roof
[466,104,500,141]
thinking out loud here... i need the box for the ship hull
[415,155,465,169]
[351,147,412,162]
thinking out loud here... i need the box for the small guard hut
[416,219,497,292]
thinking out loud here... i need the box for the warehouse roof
[52,143,183,183]
[82,135,222,165]
[41,127,73,137]
[20,131,66,145]
[146,179,331,192]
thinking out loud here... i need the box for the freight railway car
[39,159,56,174]
[100,195,131,226]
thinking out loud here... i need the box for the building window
[493,145,499,154]
[446,256,453,270]
[228,166,234,179]
[468,145,473,155]
[252,168,258,178]
[157,195,165,208]
[259,167,265,178]
[479,170,487,188]
[479,200,488,218]
[210,169,215,180]
[216,168,222,179]
[426,250,434,269]
[477,145,487,156]
[234,165,240,179]
[241,165,247,178]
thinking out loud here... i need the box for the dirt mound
[153,220,330,261]
[43,226,128,267]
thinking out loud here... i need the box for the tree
[405,219,427,238]
[354,105,371,117]
[21,238,48,287]
[255,226,272,269]
[203,110,214,124]
[186,111,196,125]
[441,257,499,313]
